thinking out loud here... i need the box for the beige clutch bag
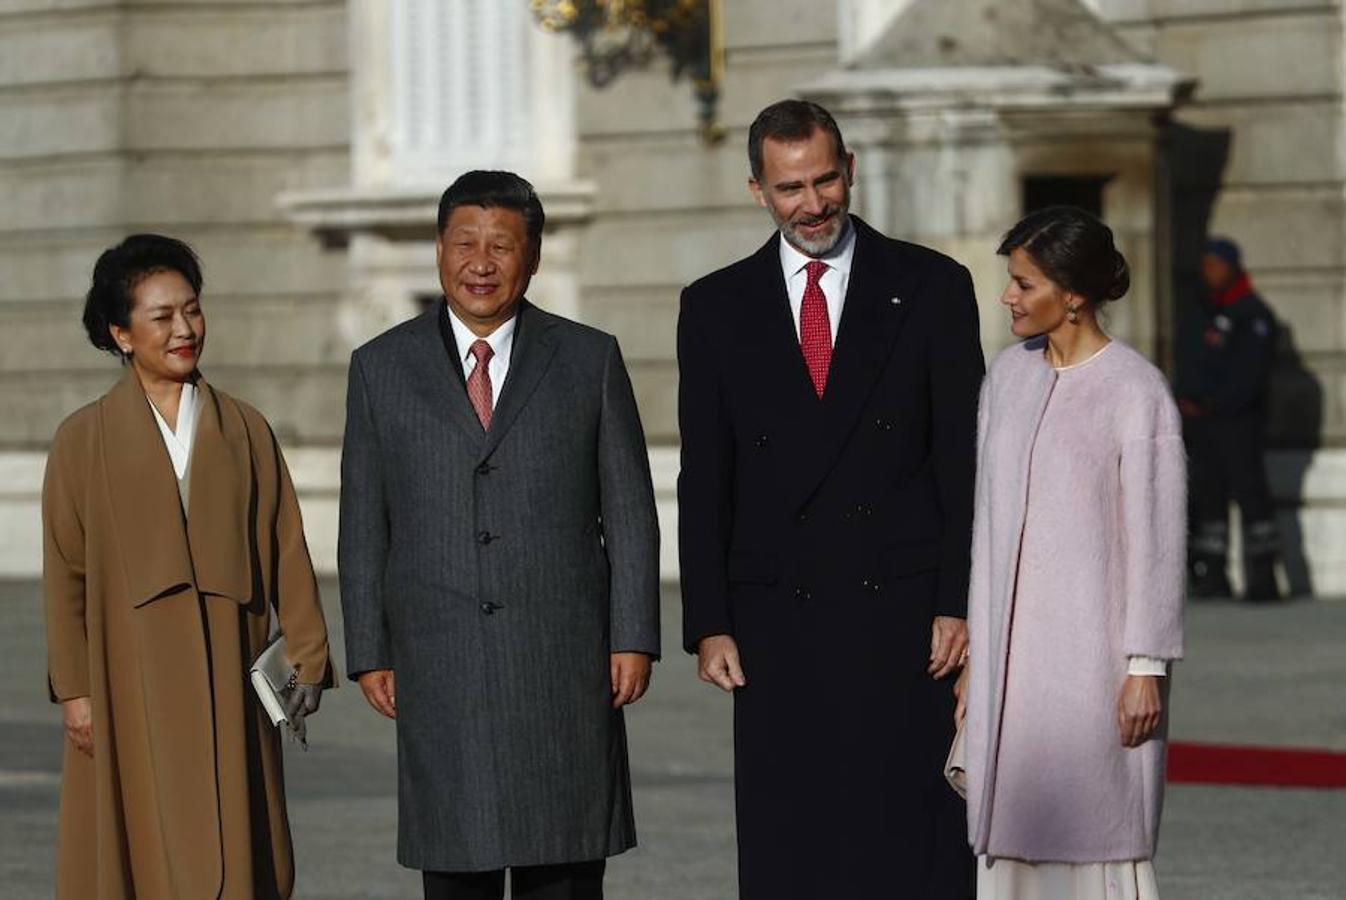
[944,719,968,799]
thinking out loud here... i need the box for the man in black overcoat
[677,100,981,898]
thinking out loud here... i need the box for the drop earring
[1066,305,1080,324]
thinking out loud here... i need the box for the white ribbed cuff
[1127,656,1169,677]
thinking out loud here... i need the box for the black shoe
[1189,558,1232,599]
[1243,559,1281,603]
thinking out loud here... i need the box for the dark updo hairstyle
[82,234,203,358]
[997,206,1130,307]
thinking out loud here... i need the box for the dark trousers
[423,860,606,900]
[1184,413,1280,596]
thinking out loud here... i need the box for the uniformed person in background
[1176,236,1281,601]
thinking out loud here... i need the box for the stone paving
[1,581,1343,899]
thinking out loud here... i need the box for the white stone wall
[3,0,1344,595]
[0,1,352,449]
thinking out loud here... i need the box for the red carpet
[1167,741,1346,788]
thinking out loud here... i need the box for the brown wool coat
[43,370,333,900]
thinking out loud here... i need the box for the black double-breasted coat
[677,217,983,898]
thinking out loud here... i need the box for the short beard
[772,202,850,257]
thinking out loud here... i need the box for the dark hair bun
[83,250,124,355]
[1106,249,1130,301]
[82,234,203,357]
[997,206,1129,306]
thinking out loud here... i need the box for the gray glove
[284,683,323,749]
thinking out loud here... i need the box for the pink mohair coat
[965,336,1186,863]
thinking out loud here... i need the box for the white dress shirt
[148,381,201,509]
[447,306,517,410]
[779,220,857,344]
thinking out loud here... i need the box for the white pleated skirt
[977,856,1160,900]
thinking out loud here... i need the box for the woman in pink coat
[955,206,1186,899]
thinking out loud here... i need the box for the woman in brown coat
[43,234,334,900]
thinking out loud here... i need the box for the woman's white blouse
[148,381,200,481]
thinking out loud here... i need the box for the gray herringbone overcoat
[338,301,660,872]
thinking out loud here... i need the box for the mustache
[792,207,841,227]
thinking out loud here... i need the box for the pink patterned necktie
[800,259,833,397]
[466,339,494,430]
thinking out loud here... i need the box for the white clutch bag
[250,634,297,728]
[944,719,968,799]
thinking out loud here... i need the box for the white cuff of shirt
[1127,656,1169,677]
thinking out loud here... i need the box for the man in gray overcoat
[339,170,661,900]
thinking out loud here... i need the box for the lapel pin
[890,296,903,306]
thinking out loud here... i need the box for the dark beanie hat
[1205,237,1242,269]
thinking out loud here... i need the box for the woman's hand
[1117,675,1163,747]
[953,665,970,728]
[62,696,93,757]
[929,616,968,679]
[284,684,323,746]
[285,683,323,721]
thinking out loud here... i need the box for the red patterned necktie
[466,339,494,430]
[800,259,833,397]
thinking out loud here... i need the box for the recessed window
[1022,175,1113,217]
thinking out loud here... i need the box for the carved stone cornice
[276,180,596,247]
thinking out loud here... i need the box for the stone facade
[0,0,352,573]
[803,0,1190,372]
[2,0,1343,592]
[1091,0,1346,593]
[0,0,352,447]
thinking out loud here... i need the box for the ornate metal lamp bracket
[531,0,726,144]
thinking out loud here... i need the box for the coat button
[477,530,497,545]
[796,511,808,524]
[476,462,493,476]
